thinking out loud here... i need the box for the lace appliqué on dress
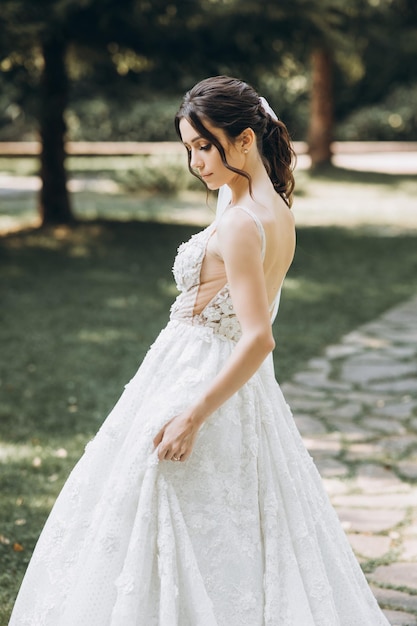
[170,225,242,342]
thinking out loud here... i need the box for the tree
[1,1,81,225]
[308,47,333,167]
[39,35,73,224]
[186,0,350,168]
[0,0,222,225]
[1,0,415,218]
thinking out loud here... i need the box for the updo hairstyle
[175,75,296,207]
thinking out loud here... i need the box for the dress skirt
[9,319,390,626]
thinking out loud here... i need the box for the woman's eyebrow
[187,135,204,144]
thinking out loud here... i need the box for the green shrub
[65,97,180,142]
[114,156,203,194]
[336,82,417,141]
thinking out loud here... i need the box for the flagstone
[314,457,349,478]
[397,461,417,480]
[363,416,407,435]
[381,609,417,626]
[336,508,405,533]
[293,414,327,435]
[401,538,417,561]
[333,492,415,509]
[370,562,417,590]
[354,463,407,492]
[342,361,417,385]
[280,292,417,604]
[371,586,417,613]
[348,534,392,559]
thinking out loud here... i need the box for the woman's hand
[153,411,201,462]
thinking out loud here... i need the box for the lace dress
[9,207,390,626]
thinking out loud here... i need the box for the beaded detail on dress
[170,223,244,342]
[170,207,274,343]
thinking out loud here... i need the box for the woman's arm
[154,208,276,461]
[190,208,275,418]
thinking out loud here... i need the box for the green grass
[1,161,417,621]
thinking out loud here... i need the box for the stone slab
[336,508,405,533]
[401,539,417,561]
[333,492,415,509]
[354,464,408,492]
[381,609,417,626]
[339,390,393,406]
[327,419,373,439]
[322,402,363,420]
[376,402,416,420]
[285,398,336,412]
[325,343,363,359]
[397,461,417,480]
[302,436,343,457]
[342,361,417,385]
[344,443,385,464]
[370,562,417,591]
[293,414,327,435]
[314,457,349,478]
[280,382,328,399]
[308,357,332,373]
[371,586,417,613]
[322,477,351,496]
[375,330,417,344]
[369,379,417,393]
[379,435,417,457]
[364,416,407,435]
[292,371,352,391]
[348,534,392,559]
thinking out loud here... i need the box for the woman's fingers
[153,427,164,448]
[158,439,188,462]
[154,413,198,461]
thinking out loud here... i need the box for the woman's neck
[229,155,274,206]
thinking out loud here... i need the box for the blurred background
[0,0,416,226]
[1,1,417,623]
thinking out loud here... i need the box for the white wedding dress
[9,196,390,625]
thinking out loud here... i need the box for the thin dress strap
[224,205,282,320]
[229,205,266,261]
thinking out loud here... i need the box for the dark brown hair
[175,75,296,207]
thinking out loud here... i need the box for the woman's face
[179,118,244,190]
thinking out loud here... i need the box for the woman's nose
[190,150,203,170]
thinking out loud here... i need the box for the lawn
[1,162,417,622]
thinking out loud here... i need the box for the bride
[9,76,390,625]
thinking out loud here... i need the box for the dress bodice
[170,207,281,342]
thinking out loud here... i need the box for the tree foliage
[0,0,416,222]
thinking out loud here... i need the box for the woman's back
[195,195,295,318]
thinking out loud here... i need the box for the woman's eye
[200,143,212,152]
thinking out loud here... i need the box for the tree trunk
[39,37,73,225]
[307,47,334,170]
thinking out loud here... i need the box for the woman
[9,76,390,625]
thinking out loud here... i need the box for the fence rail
[0,141,416,158]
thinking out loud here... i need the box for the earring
[243,149,248,154]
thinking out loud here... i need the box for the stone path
[281,294,417,625]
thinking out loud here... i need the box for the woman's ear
[239,128,256,153]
